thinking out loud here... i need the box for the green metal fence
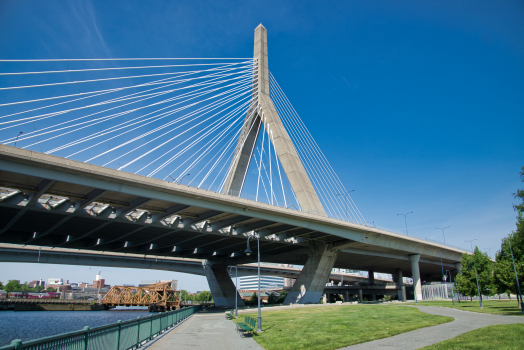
[0,306,201,350]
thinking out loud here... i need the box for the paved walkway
[148,305,523,350]
[148,311,263,350]
[340,305,524,350]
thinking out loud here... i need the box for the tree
[4,280,22,294]
[494,166,524,306]
[0,281,4,290]
[456,247,494,300]
[46,287,56,292]
[34,285,45,292]
[197,291,212,302]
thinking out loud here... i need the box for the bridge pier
[283,243,338,304]
[368,270,376,301]
[204,262,245,308]
[409,254,423,301]
[396,268,406,302]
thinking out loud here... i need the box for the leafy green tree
[456,247,494,300]
[46,287,56,292]
[0,281,4,289]
[4,280,22,294]
[197,291,212,302]
[494,166,524,306]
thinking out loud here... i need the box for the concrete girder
[28,188,107,244]
[0,178,55,236]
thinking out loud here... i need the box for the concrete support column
[283,243,338,304]
[396,268,406,302]
[204,261,245,308]
[368,270,375,285]
[454,262,463,275]
[345,291,349,302]
[359,289,363,303]
[368,270,376,301]
[409,254,422,301]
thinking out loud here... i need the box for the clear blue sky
[1,0,523,291]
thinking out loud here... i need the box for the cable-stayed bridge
[0,25,465,306]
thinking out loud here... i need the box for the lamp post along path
[245,234,262,332]
[229,266,238,318]
[501,241,524,313]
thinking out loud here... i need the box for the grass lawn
[413,300,524,317]
[233,305,452,350]
[421,324,524,349]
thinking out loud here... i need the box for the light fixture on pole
[229,266,238,318]
[336,190,354,221]
[467,260,483,308]
[14,131,23,147]
[397,212,413,236]
[436,226,450,244]
[464,239,477,251]
[245,234,262,332]
[440,251,447,282]
[500,241,524,313]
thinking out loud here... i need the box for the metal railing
[0,306,201,350]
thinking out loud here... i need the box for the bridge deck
[0,144,463,277]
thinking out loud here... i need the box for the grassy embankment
[413,299,524,316]
[421,324,524,350]
[234,304,452,350]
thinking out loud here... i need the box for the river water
[0,309,153,346]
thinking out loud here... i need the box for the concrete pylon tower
[222,25,325,216]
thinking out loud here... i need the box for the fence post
[149,315,153,340]
[136,316,141,348]
[83,326,90,350]
[10,339,22,350]
[115,320,122,350]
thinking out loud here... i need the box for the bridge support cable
[269,72,365,224]
[268,78,345,221]
[2,68,252,148]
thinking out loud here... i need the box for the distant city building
[29,279,45,288]
[47,278,63,286]
[238,276,284,290]
[93,271,105,289]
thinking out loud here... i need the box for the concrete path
[340,305,524,350]
[148,311,263,350]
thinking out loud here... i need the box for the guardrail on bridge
[0,306,201,350]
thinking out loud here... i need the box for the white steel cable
[16,74,251,151]
[145,98,251,177]
[117,83,252,171]
[39,74,252,153]
[0,61,253,76]
[270,73,365,222]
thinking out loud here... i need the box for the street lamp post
[436,226,450,244]
[446,269,455,306]
[336,190,354,221]
[229,266,238,318]
[468,261,483,308]
[397,212,413,236]
[245,234,262,332]
[464,239,477,252]
[500,241,524,313]
[440,251,447,282]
